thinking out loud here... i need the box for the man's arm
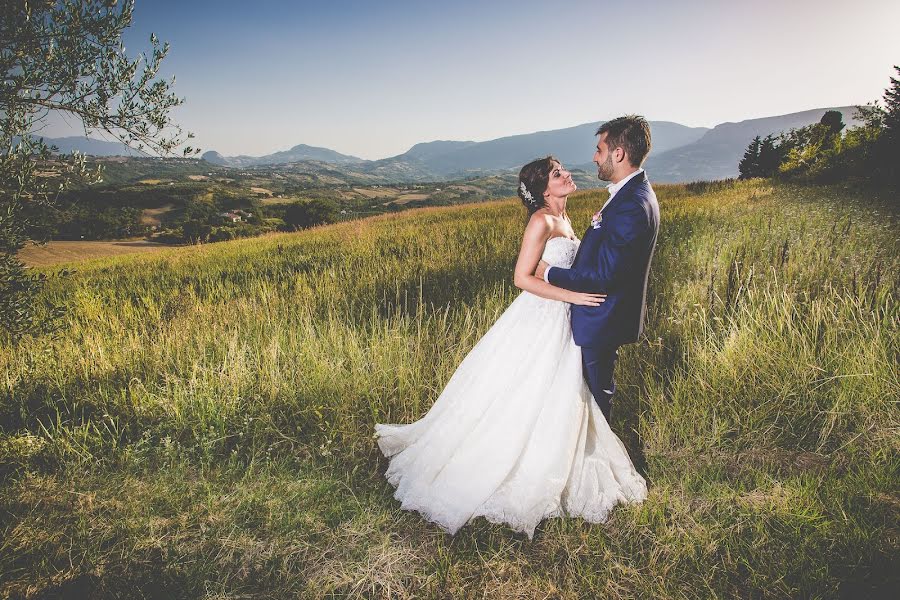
[514,213,605,304]
[547,202,649,294]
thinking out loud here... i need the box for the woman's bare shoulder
[524,211,554,238]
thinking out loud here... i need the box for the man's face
[594,133,615,181]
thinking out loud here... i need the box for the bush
[182,220,212,244]
[209,227,237,243]
[283,198,339,231]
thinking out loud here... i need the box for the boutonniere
[591,210,603,229]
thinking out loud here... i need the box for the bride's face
[544,162,576,199]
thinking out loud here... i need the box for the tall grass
[1,179,897,598]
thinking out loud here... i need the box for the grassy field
[1,180,897,598]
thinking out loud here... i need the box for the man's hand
[534,260,549,280]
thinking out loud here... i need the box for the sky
[44,0,900,160]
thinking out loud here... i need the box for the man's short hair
[596,115,652,167]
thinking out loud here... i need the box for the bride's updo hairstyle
[517,155,558,217]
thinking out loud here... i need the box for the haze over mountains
[46,106,863,183]
[38,135,141,156]
[374,120,711,178]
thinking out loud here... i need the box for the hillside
[201,144,363,167]
[1,180,896,598]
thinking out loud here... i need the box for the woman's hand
[566,291,607,306]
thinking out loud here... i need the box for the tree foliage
[181,219,212,244]
[1,0,195,340]
[779,112,845,180]
[284,198,339,231]
[758,135,785,178]
[735,66,898,188]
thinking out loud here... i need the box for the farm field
[0,179,897,598]
[16,239,172,268]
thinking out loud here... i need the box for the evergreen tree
[878,65,900,185]
[758,134,784,177]
[738,136,762,179]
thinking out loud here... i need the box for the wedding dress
[374,236,647,538]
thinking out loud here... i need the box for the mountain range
[45,106,864,183]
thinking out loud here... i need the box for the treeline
[46,182,210,241]
[46,181,340,244]
[160,198,340,244]
[739,66,899,186]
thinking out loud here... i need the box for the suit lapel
[601,171,647,216]
[573,172,647,264]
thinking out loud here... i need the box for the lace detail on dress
[541,236,580,269]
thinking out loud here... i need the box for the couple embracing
[375,115,660,538]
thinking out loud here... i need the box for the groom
[536,115,659,421]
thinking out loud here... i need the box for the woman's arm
[513,214,605,306]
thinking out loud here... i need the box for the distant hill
[202,144,362,167]
[402,140,478,162]
[646,106,862,182]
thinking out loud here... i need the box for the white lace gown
[374,237,647,538]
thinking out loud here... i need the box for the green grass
[1,179,897,598]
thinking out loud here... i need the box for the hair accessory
[519,182,536,205]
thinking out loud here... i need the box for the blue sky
[46,0,900,159]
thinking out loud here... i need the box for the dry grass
[1,179,897,598]
[260,196,297,205]
[139,203,175,226]
[16,239,171,267]
[384,193,430,205]
[353,187,395,198]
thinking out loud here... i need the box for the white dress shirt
[543,168,645,283]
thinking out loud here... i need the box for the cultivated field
[0,180,897,598]
[139,203,176,227]
[16,239,172,268]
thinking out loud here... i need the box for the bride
[374,156,647,538]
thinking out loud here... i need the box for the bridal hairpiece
[519,182,536,205]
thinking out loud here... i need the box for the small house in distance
[219,209,253,223]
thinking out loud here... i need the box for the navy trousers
[581,345,619,421]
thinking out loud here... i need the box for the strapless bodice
[541,236,580,269]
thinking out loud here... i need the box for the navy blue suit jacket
[548,171,659,348]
